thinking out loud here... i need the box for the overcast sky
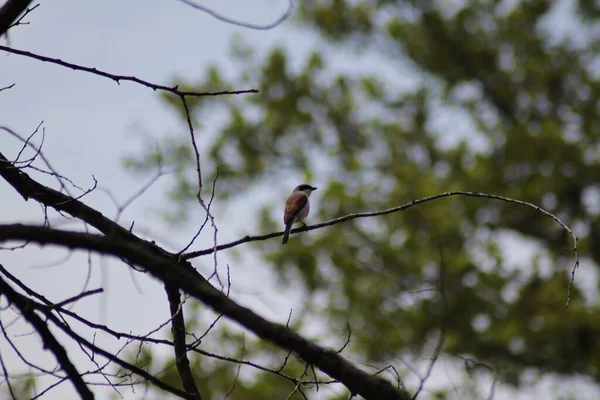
[0,1,596,399]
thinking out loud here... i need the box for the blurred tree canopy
[126,0,600,398]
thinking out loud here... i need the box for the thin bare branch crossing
[184,191,578,259]
[0,45,258,98]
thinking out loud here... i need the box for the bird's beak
[312,187,317,191]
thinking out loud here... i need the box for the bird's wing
[284,193,308,225]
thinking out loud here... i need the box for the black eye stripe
[296,184,317,191]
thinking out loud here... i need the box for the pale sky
[0,1,596,399]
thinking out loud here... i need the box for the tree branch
[183,191,578,259]
[176,0,293,30]
[165,283,203,400]
[0,275,94,400]
[0,224,409,400]
[0,0,33,36]
[0,45,258,97]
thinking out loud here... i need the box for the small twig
[2,124,76,195]
[53,288,103,308]
[7,3,38,29]
[223,334,245,400]
[335,323,352,354]
[178,170,219,255]
[0,351,17,400]
[14,121,43,165]
[285,363,310,400]
[458,356,498,400]
[181,95,202,194]
[411,211,448,399]
[372,365,404,392]
[176,0,293,30]
[0,83,15,92]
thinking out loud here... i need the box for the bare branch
[0,150,139,238]
[7,2,38,29]
[178,94,222,285]
[0,224,409,400]
[53,288,104,308]
[0,276,94,400]
[223,334,245,400]
[1,260,336,390]
[0,45,258,97]
[0,350,18,400]
[176,0,293,30]
[165,284,203,400]
[178,170,219,254]
[0,83,15,92]
[458,356,498,400]
[0,0,34,36]
[184,191,578,263]
[35,296,196,399]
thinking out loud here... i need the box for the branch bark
[165,283,203,400]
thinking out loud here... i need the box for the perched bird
[282,184,317,245]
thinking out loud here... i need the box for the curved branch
[0,45,258,97]
[184,191,578,259]
[0,224,409,400]
[176,0,293,30]
[0,276,94,400]
[0,0,33,36]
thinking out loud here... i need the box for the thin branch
[2,124,73,194]
[179,94,222,285]
[35,297,196,400]
[0,276,94,400]
[4,255,327,397]
[0,351,17,400]
[410,211,448,399]
[458,356,498,400]
[0,45,258,97]
[285,363,310,400]
[184,191,579,263]
[0,83,15,92]
[181,95,202,194]
[0,150,141,239]
[178,170,219,254]
[32,297,335,388]
[0,317,63,377]
[176,0,293,30]
[223,334,245,400]
[53,288,104,308]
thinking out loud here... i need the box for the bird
[282,184,317,245]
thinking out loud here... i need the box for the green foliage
[128,0,600,398]
[0,374,36,400]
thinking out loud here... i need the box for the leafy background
[2,0,599,399]
[122,1,600,399]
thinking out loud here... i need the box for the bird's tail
[282,223,292,245]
